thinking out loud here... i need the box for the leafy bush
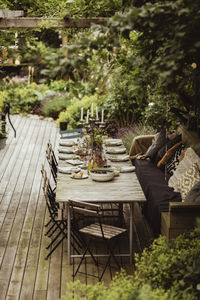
[57,94,106,129]
[61,225,200,300]
[41,94,70,119]
[116,123,156,152]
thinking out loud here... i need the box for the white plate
[58,154,77,160]
[109,155,129,162]
[59,140,77,147]
[66,159,84,166]
[106,147,126,154]
[104,139,123,146]
[58,147,74,154]
[120,166,135,173]
[70,174,88,179]
[58,166,81,174]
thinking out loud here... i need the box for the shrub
[57,94,106,129]
[61,225,200,300]
[116,123,156,152]
[41,94,70,119]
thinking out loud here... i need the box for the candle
[96,106,99,120]
[80,107,83,121]
[91,103,94,117]
[101,108,104,123]
[86,109,89,124]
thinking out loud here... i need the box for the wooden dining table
[55,139,146,265]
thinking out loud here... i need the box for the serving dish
[90,168,115,182]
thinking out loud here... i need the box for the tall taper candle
[101,108,104,123]
[96,106,99,120]
[91,103,94,117]
[86,109,89,123]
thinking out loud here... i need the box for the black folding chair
[46,141,58,187]
[69,200,127,281]
[41,168,81,260]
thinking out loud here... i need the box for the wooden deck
[0,115,153,300]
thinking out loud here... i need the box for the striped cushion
[177,163,200,201]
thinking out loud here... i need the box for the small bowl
[90,168,115,182]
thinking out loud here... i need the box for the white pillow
[177,163,200,201]
[168,147,200,191]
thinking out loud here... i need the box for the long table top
[56,140,146,204]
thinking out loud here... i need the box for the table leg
[130,202,134,264]
[67,202,71,265]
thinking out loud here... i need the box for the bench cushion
[135,159,181,236]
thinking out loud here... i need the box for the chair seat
[79,223,127,240]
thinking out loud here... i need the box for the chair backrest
[69,200,101,217]
[41,165,57,213]
[60,128,83,140]
[46,142,58,183]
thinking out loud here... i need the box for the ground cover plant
[61,223,200,300]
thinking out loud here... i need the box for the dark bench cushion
[134,159,182,236]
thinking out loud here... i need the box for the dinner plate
[58,166,81,174]
[109,155,129,162]
[120,166,135,173]
[58,147,74,154]
[104,139,123,146]
[66,159,84,166]
[58,154,77,160]
[70,174,88,179]
[59,140,77,147]
[106,147,126,154]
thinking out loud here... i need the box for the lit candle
[101,108,104,123]
[80,107,83,121]
[86,109,89,124]
[96,106,99,120]
[91,103,94,117]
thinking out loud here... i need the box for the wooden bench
[161,202,200,240]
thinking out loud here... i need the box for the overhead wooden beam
[0,9,24,18]
[0,17,107,29]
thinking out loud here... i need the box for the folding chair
[60,128,83,139]
[69,200,127,281]
[46,141,58,187]
[41,168,81,260]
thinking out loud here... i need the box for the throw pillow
[145,130,167,161]
[168,147,200,192]
[166,144,185,176]
[184,181,200,202]
[177,162,200,201]
[157,141,182,168]
[155,134,182,164]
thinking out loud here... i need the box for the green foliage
[41,94,70,119]
[57,94,105,128]
[119,123,156,152]
[134,228,200,299]
[61,226,200,300]
[0,82,50,114]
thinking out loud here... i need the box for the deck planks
[0,115,153,300]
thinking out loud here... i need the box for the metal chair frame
[69,200,127,281]
[41,168,81,260]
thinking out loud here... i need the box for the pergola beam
[0,17,107,29]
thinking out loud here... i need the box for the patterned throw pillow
[166,144,185,175]
[177,163,200,201]
[168,147,200,192]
